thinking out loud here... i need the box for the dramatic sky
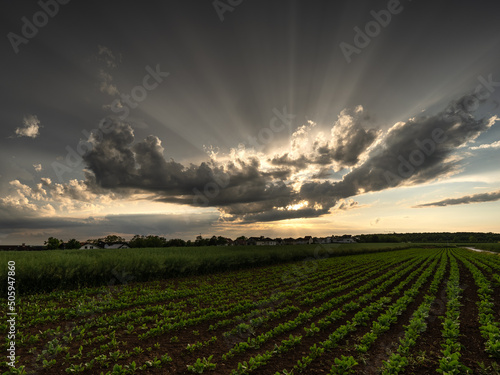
[1,0,500,244]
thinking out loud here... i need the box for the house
[255,237,277,246]
[314,237,332,244]
[231,238,248,246]
[295,236,313,245]
[104,242,130,249]
[217,237,232,246]
[294,237,311,245]
[340,238,356,243]
[79,243,102,250]
[247,237,260,246]
[332,235,356,244]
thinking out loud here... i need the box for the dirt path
[463,246,498,255]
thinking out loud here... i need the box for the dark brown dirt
[456,258,499,373]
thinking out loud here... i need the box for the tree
[129,235,146,248]
[103,234,125,244]
[209,235,218,246]
[66,239,81,249]
[195,235,209,246]
[166,238,186,247]
[129,235,168,248]
[144,235,167,247]
[45,237,62,250]
[216,236,229,245]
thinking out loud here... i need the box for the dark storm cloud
[311,167,336,179]
[222,207,331,223]
[82,119,296,211]
[81,93,497,223]
[312,108,379,166]
[301,94,497,206]
[414,190,500,208]
[270,107,379,169]
[270,154,309,169]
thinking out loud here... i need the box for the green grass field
[0,243,416,295]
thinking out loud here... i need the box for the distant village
[0,234,359,251]
[2,232,496,251]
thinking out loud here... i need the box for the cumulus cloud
[15,115,41,138]
[271,106,380,170]
[33,164,42,172]
[0,176,122,218]
[414,190,500,208]
[314,106,380,166]
[37,92,497,224]
[301,94,498,205]
[81,120,296,219]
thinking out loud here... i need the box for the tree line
[43,232,499,250]
[358,232,500,243]
[43,234,239,249]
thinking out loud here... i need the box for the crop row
[8,248,499,375]
[270,251,441,374]
[381,249,449,374]
[457,250,500,359]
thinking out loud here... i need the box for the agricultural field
[0,243,414,295]
[1,247,500,374]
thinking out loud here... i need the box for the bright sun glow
[286,200,309,211]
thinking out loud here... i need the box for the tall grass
[0,243,414,295]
